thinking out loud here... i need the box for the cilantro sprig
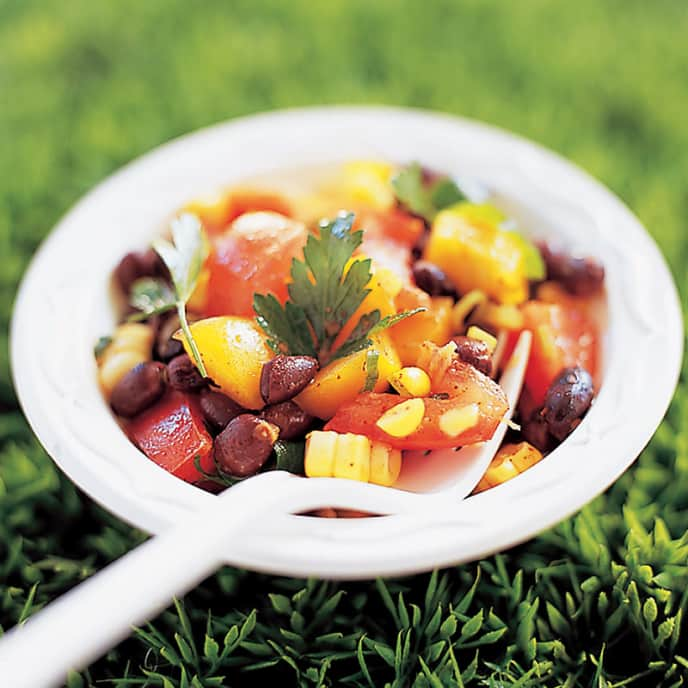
[152,213,209,376]
[392,162,466,222]
[254,212,423,366]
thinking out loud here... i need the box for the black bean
[110,361,167,418]
[412,260,456,296]
[168,354,206,392]
[260,355,319,405]
[452,336,492,376]
[113,249,170,298]
[543,366,594,441]
[539,242,605,296]
[521,409,553,453]
[199,389,244,431]
[261,401,314,440]
[114,253,144,295]
[214,414,279,477]
[155,314,184,361]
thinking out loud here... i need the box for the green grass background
[2,1,687,685]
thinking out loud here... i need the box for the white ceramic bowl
[11,107,682,579]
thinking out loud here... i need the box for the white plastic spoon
[0,332,530,688]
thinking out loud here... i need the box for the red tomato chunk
[127,391,214,483]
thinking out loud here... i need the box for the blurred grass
[1,0,688,686]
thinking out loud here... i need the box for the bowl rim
[11,105,683,579]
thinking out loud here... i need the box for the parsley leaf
[392,162,466,222]
[153,213,210,376]
[127,277,176,321]
[253,212,425,366]
[273,440,305,474]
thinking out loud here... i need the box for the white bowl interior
[11,107,682,579]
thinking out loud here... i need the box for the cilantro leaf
[153,213,210,376]
[392,162,466,222]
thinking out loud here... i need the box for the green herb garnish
[127,277,176,321]
[361,349,380,392]
[254,212,423,366]
[392,162,466,222]
[273,440,305,474]
[153,213,209,377]
[93,336,112,360]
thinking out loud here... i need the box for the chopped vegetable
[295,332,402,420]
[206,211,308,318]
[425,204,530,305]
[127,391,214,484]
[325,359,508,450]
[183,316,274,410]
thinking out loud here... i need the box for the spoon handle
[0,472,293,688]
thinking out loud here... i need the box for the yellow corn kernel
[108,323,154,357]
[503,442,544,472]
[389,367,431,397]
[472,302,524,332]
[376,398,425,438]
[98,350,148,396]
[466,326,497,354]
[304,431,339,478]
[334,433,371,482]
[485,457,519,486]
[451,289,487,332]
[341,160,395,210]
[369,442,402,486]
[438,403,480,438]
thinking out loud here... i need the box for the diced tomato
[190,190,294,236]
[225,190,293,225]
[355,208,425,248]
[517,300,598,406]
[354,208,424,283]
[359,236,413,283]
[127,391,214,483]
[325,360,508,450]
[204,212,309,317]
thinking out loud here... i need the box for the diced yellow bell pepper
[295,332,402,419]
[304,431,401,486]
[425,204,529,305]
[184,316,273,409]
[340,160,395,210]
